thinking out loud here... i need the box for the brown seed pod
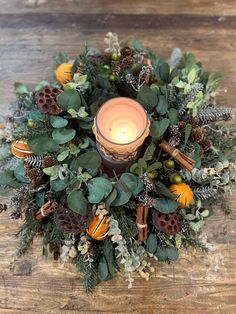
[152,210,182,236]
[54,205,94,235]
[34,86,63,115]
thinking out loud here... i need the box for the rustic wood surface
[0,1,236,313]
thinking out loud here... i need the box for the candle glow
[93,97,150,161]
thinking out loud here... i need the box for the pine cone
[9,209,21,220]
[191,127,207,143]
[120,46,135,58]
[168,125,182,147]
[25,166,44,188]
[177,121,187,135]
[54,205,94,234]
[185,143,195,154]
[34,86,63,115]
[188,117,200,129]
[42,155,57,168]
[152,210,181,236]
[199,139,212,152]
[121,56,136,70]
[111,61,122,76]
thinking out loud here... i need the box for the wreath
[0,33,235,292]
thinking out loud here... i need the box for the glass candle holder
[93,97,150,172]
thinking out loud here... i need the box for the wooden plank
[1,0,236,15]
[1,13,236,30]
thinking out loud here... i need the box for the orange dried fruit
[55,63,73,84]
[169,183,193,208]
[11,140,33,159]
[86,214,109,241]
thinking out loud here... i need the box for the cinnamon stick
[159,140,195,171]
[35,200,58,220]
[136,203,149,241]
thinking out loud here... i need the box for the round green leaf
[153,198,179,213]
[67,190,87,215]
[28,135,59,154]
[76,151,102,170]
[52,128,76,144]
[50,116,68,128]
[155,246,167,261]
[98,257,109,281]
[146,233,158,254]
[88,177,113,203]
[150,118,170,138]
[166,247,179,261]
[57,90,81,111]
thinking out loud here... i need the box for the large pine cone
[54,205,94,234]
[34,86,63,115]
[120,47,135,58]
[191,127,207,143]
[152,210,182,235]
[25,166,44,188]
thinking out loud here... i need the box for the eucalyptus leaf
[105,188,117,209]
[120,173,144,196]
[137,86,157,112]
[14,162,30,183]
[156,95,168,115]
[35,81,50,91]
[98,257,109,281]
[168,108,179,125]
[143,142,156,161]
[88,177,112,203]
[57,90,81,111]
[50,116,68,128]
[146,162,162,172]
[166,247,179,261]
[28,135,59,154]
[111,181,132,206]
[35,191,45,207]
[184,123,192,146]
[51,179,69,192]
[52,128,76,144]
[67,190,87,215]
[57,150,69,161]
[159,63,170,83]
[155,181,178,200]
[155,246,167,261]
[150,118,170,138]
[153,198,179,213]
[76,151,102,170]
[146,233,158,254]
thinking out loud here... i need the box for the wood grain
[0,1,236,313]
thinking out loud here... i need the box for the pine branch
[167,85,177,107]
[193,186,218,200]
[198,105,232,125]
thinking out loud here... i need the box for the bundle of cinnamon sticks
[159,140,195,171]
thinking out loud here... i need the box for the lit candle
[93,97,150,174]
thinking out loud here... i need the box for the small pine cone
[168,125,182,147]
[0,204,7,213]
[111,61,122,76]
[120,46,135,58]
[25,167,44,188]
[200,139,212,152]
[185,143,195,154]
[191,127,207,143]
[121,56,136,70]
[34,86,63,115]
[177,121,187,135]
[188,117,200,129]
[42,155,57,168]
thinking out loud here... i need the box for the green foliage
[137,86,157,112]
[28,135,59,154]
[50,116,68,128]
[150,118,170,138]
[67,190,87,215]
[57,90,81,111]
[75,151,102,170]
[88,177,112,203]
[52,128,76,144]
[153,198,179,213]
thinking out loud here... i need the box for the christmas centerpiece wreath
[0,33,235,292]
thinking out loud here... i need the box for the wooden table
[0,1,236,313]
